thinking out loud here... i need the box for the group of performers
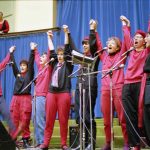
[0,15,150,150]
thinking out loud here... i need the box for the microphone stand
[82,68,86,150]
[33,87,36,147]
[78,53,128,150]
[88,64,93,150]
[69,66,90,150]
[69,67,84,150]
[109,70,114,150]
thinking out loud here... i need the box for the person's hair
[41,52,47,56]
[0,12,3,16]
[82,36,89,45]
[107,37,121,50]
[20,59,28,67]
[56,46,65,54]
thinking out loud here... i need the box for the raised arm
[89,19,104,60]
[28,42,35,79]
[0,50,11,72]
[120,15,133,50]
[31,42,40,69]
[63,25,73,58]
[89,19,98,57]
[47,31,57,66]
[10,46,20,77]
[62,25,74,72]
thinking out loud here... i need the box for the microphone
[95,47,107,54]
[121,47,135,56]
[50,58,55,62]
[113,64,125,71]
[7,61,14,66]
[44,58,55,66]
[102,64,125,78]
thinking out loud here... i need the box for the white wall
[0,0,56,32]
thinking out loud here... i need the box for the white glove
[9,46,16,53]
[30,42,37,50]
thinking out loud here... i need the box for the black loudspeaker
[69,125,79,148]
[0,121,16,150]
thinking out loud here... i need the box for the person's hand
[62,25,69,33]
[30,42,37,50]
[120,15,130,26]
[89,19,98,31]
[47,30,53,39]
[9,46,16,53]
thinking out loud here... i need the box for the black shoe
[22,137,31,148]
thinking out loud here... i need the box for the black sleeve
[68,33,78,51]
[49,49,57,68]
[28,50,35,80]
[144,54,150,73]
[64,33,75,72]
[64,33,77,60]
[89,30,97,57]
[10,53,20,78]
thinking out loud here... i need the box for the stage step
[29,118,125,148]
[3,119,149,149]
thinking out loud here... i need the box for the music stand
[70,50,95,150]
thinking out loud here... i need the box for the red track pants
[10,95,32,140]
[101,88,128,144]
[43,92,71,147]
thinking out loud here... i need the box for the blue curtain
[0,0,150,118]
[56,0,150,117]
[0,33,49,107]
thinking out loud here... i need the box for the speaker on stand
[69,125,79,148]
[0,121,16,150]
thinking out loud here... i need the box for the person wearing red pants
[10,42,35,148]
[39,26,74,150]
[95,16,130,150]
[0,46,15,133]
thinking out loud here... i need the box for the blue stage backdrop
[56,0,150,117]
[0,0,150,118]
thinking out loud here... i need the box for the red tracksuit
[122,25,150,147]
[34,50,52,96]
[96,26,130,144]
[42,42,73,148]
[10,50,34,140]
[0,53,10,95]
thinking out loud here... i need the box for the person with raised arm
[32,31,53,147]
[95,16,130,150]
[10,43,35,148]
[142,20,150,146]
[122,17,150,150]
[39,25,74,150]
[0,46,15,133]
[74,20,100,150]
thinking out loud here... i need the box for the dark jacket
[49,33,74,93]
[10,50,34,95]
[76,30,100,90]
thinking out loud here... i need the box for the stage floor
[18,148,150,150]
